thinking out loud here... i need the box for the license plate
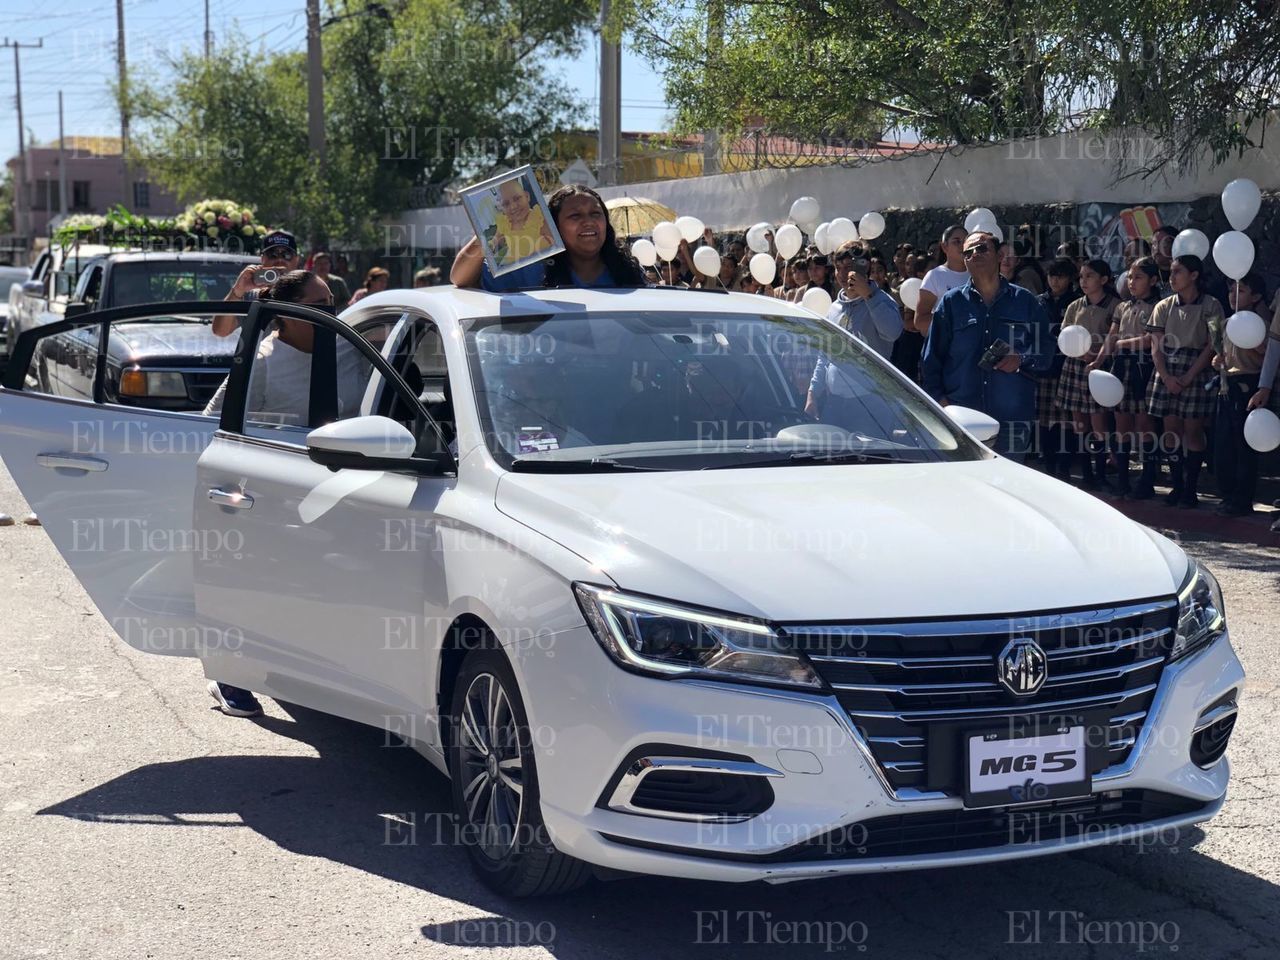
[964,724,1090,808]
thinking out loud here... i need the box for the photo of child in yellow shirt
[493,178,554,266]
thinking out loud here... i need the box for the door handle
[208,488,254,510]
[36,452,108,473]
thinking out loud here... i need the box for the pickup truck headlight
[574,584,824,690]
[1171,561,1226,661]
[120,369,187,398]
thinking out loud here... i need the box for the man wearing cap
[213,229,302,337]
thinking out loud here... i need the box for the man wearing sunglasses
[920,231,1054,461]
[213,230,303,337]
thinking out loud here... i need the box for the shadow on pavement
[37,702,1280,959]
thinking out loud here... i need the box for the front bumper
[509,626,1242,883]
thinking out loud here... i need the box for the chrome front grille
[784,600,1179,795]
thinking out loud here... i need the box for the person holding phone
[213,229,302,337]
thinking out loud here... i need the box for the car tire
[448,645,591,897]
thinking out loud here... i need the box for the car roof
[348,285,820,325]
[98,251,259,265]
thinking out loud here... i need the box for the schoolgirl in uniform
[1034,258,1078,479]
[1213,272,1273,515]
[1095,257,1161,497]
[1055,259,1121,490]
[1146,254,1224,508]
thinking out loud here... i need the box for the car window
[206,308,440,454]
[466,310,982,470]
[14,306,241,411]
[107,260,250,307]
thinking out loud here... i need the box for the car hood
[111,320,236,364]
[495,458,1188,622]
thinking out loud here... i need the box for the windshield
[109,261,249,307]
[465,310,985,470]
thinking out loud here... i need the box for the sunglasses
[963,243,992,259]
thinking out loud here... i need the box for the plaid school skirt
[1036,374,1066,425]
[1146,347,1214,418]
[1110,348,1153,415]
[1055,356,1101,414]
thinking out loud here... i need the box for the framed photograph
[460,165,564,278]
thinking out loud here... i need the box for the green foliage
[0,170,13,235]
[625,0,1280,177]
[125,0,595,247]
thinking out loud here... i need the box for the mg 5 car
[0,285,1242,896]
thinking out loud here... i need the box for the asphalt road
[1,461,1278,960]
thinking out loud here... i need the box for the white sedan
[0,285,1242,896]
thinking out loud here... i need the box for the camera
[978,338,1012,371]
[254,267,281,285]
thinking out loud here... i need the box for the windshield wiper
[701,450,912,469]
[509,456,666,473]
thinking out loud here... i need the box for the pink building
[5,136,181,242]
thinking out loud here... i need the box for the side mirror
[944,405,1000,443]
[21,279,43,296]
[63,302,90,319]
[305,415,451,474]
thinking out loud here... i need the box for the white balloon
[789,196,820,225]
[775,224,803,260]
[827,217,858,249]
[1222,178,1262,232]
[858,211,886,240]
[693,245,721,278]
[965,208,996,233]
[1244,408,1280,453]
[1088,369,1125,408]
[675,215,705,243]
[631,238,657,267]
[1171,228,1210,260]
[797,219,819,238]
[984,222,1004,243]
[898,277,923,311]
[1213,230,1255,280]
[1058,324,1093,359]
[801,286,833,316]
[1226,310,1267,350]
[746,222,772,254]
[749,252,776,286]
[652,221,681,252]
[814,222,832,255]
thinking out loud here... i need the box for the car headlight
[120,369,187,398]
[573,583,824,690]
[1171,561,1226,661]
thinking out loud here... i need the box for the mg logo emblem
[997,638,1048,697]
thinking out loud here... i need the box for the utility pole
[702,0,724,177]
[597,0,621,186]
[204,0,213,60]
[306,0,324,170]
[116,0,130,205]
[2,38,42,243]
[58,91,68,217]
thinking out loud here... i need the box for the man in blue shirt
[921,231,1054,461]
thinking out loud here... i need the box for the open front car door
[0,300,251,657]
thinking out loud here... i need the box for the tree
[0,170,13,236]
[621,0,1280,179]
[124,0,596,246]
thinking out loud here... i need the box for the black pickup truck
[26,251,256,410]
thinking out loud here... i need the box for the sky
[0,0,671,167]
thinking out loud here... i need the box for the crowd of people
[612,218,1278,526]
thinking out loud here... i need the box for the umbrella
[605,197,678,239]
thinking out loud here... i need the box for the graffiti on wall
[1076,201,1191,269]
